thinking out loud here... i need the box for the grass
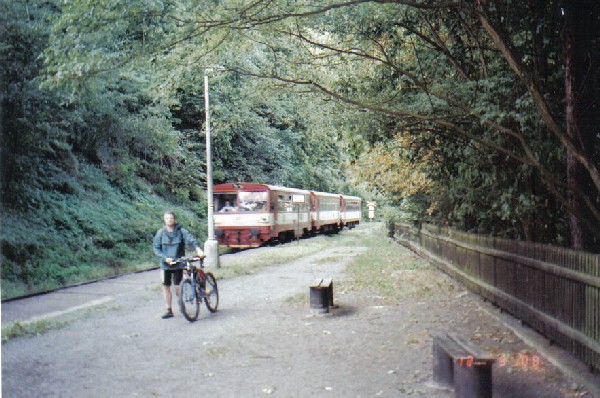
[1,319,69,342]
[313,255,345,264]
[213,236,336,280]
[1,301,124,342]
[277,223,439,306]
[342,224,437,303]
[285,292,308,306]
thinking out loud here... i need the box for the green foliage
[170,72,347,193]
[249,0,579,244]
[0,164,207,299]
[1,0,70,209]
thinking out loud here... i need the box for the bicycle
[170,256,219,322]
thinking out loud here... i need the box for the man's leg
[162,285,172,308]
[173,269,183,298]
[161,270,174,318]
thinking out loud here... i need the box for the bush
[0,163,208,300]
[381,205,403,237]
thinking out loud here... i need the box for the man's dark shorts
[161,269,183,286]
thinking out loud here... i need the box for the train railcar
[213,183,310,248]
[309,191,342,234]
[341,195,362,229]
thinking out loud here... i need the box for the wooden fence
[393,223,600,373]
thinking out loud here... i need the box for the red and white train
[213,183,362,248]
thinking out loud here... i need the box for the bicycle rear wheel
[179,279,200,321]
[203,273,219,313]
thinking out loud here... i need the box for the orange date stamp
[456,353,542,370]
[498,353,542,370]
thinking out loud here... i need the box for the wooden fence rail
[393,223,600,373]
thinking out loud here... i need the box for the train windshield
[214,191,268,213]
[215,193,238,212]
[238,191,268,212]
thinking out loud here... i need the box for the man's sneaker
[161,309,174,319]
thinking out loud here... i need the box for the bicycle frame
[182,261,206,295]
[175,256,218,321]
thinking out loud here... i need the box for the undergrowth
[1,164,207,299]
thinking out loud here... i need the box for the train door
[340,195,345,226]
[309,192,318,233]
[270,190,278,239]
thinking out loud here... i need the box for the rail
[392,222,600,373]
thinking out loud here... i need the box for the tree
[30,0,600,249]
[1,0,68,209]
[204,0,599,248]
[562,1,600,249]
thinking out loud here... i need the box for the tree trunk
[563,1,600,250]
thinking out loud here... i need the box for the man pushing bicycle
[153,210,204,319]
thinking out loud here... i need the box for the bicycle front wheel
[179,279,200,321]
[203,273,219,313]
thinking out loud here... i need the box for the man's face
[164,213,176,228]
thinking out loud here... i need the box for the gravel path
[2,225,598,397]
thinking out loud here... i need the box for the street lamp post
[203,74,220,268]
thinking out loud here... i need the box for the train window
[278,194,294,212]
[320,197,338,212]
[215,193,238,212]
[238,191,268,212]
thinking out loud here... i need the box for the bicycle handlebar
[166,256,205,266]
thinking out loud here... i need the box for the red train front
[213,183,310,248]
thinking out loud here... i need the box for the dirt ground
[2,225,599,397]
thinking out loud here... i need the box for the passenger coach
[213,182,361,248]
[310,191,342,234]
[341,195,361,229]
